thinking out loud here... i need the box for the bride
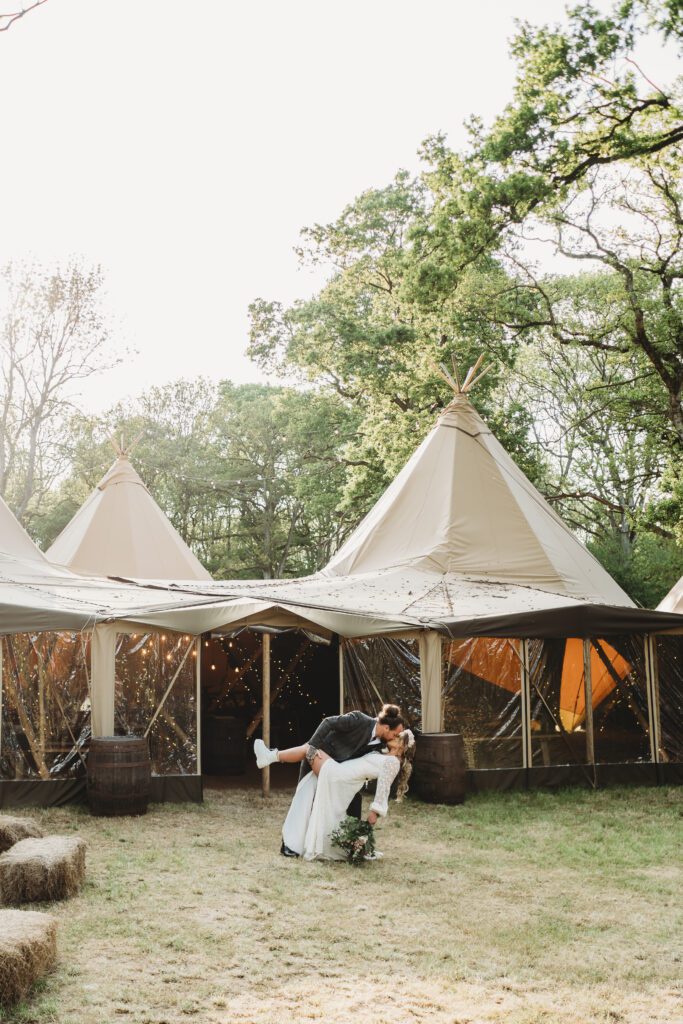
[281,729,415,861]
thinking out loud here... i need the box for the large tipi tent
[323,389,632,603]
[46,449,211,581]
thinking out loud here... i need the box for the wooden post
[520,639,532,769]
[583,639,595,765]
[644,635,661,764]
[38,644,46,761]
[262,632,271,798]
[339,639,344,714]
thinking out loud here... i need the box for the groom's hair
[378,704,404,730]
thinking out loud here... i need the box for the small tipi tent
[46,447,211,581]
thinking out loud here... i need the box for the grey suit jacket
[298,711,377,782]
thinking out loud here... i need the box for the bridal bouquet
[330,817,376,866]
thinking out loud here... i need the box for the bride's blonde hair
[386,729,416,802]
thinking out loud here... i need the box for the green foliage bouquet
[330,817,376,866]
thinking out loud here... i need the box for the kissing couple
[254,703,416,861]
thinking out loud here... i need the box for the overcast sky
[0,0,674,411]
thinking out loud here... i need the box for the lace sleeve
[369,755,400,817]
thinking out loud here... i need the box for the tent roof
[78,393,681,636]
[1,393,681,640]
[324,394,633,606]
[46,455,211,581]
[657,576,683,614]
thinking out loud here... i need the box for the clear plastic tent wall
[0,633,90,780]
[342,633,670,775]
[443,637,523,769]
[0,628,198,782]
[114,632,198,775]
[654,636,683,763]
[342,638,422,730]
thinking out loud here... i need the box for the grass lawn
[1,785,681,1024]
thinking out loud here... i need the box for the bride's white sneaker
[254,738,278,769]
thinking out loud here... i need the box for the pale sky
[0,0,675,411]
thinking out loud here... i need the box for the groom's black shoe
[280,841,299,858]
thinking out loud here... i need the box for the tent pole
[582,639,595,766]
[644,635,661,764]
[339,639,344,714]
[419,631,443,733]
[91,624,116,736]
[262,632,271,798]
[520,640,531,769]
[0,640,3,760]
[196,638,202,777]
[38,645,46,761]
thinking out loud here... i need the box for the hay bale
[0,909,58,1007]
[0,836,87,905]
[0,815,44,854]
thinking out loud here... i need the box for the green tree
[40,380,358,579]
[410,2,683,447]
[249,173,544,518]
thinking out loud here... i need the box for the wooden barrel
[87,735,151,817]
[412,732,466,805]
[202,716,246,775]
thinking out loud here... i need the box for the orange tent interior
[446,637,631,732]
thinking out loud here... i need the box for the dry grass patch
[0,785,681,1024]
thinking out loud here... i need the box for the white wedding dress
[282,751,401,861]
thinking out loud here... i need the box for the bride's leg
[275,743,309,764]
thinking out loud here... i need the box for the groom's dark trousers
[299,710,379,820]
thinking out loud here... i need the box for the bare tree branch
[0,0,48,32]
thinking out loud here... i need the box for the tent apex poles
[338,638,344,714]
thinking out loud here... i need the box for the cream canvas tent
[104,382,683,786]
[46,452,211,581]
[658,577,683,615]
[42,449,211,798]
[2,375,682,802]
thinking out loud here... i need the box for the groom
[254,703,405,855]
